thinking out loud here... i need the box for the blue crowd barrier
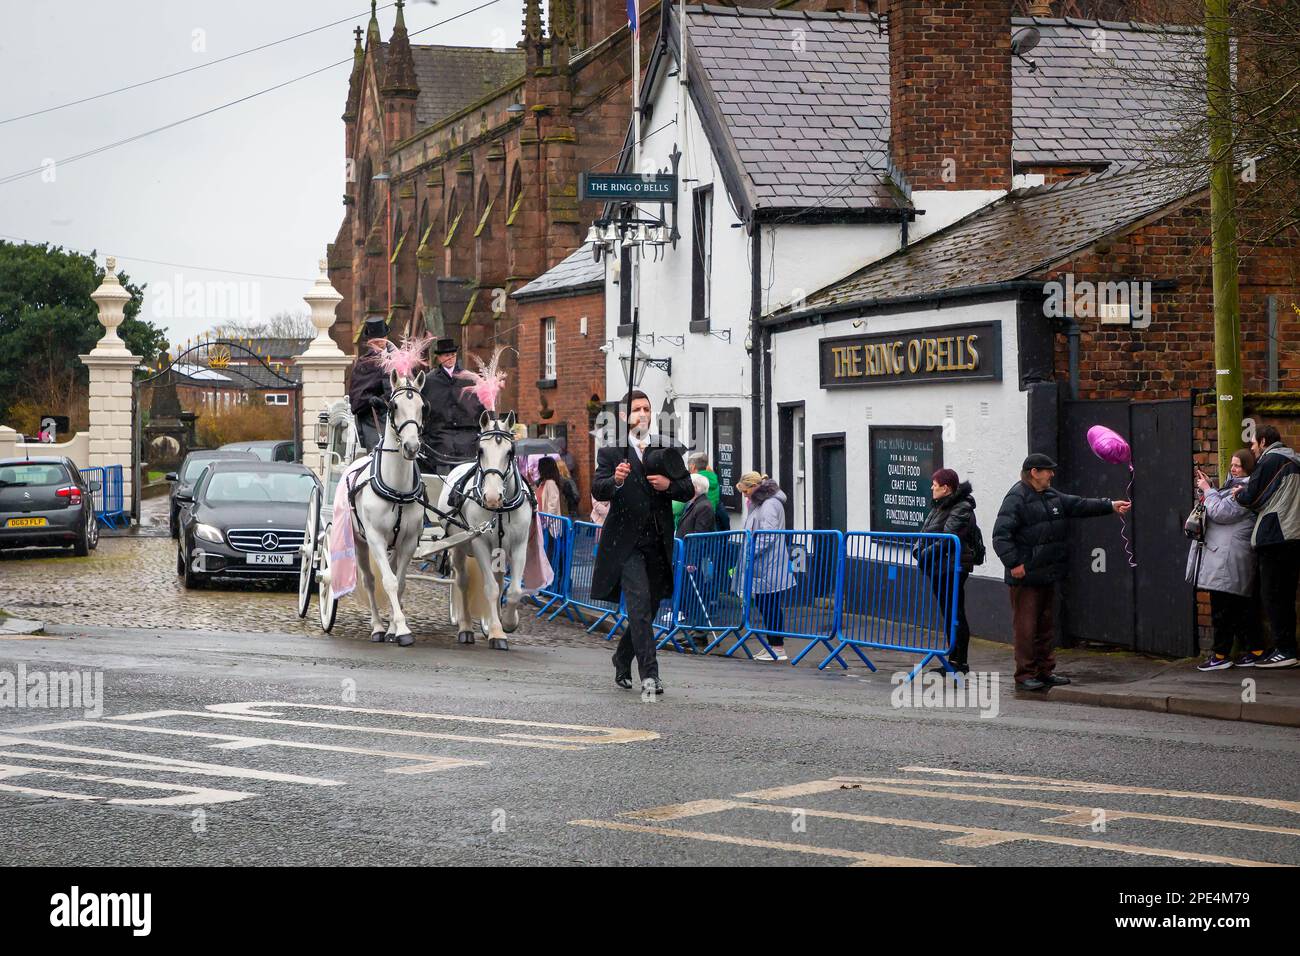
[733,529,855,667]
[103,464,127,527]
[652,538,692,652]
[549,520,627,635]
[79,467,106,525]
[821,531,962,681]
[531,512,574,617]
[665,530,749,655]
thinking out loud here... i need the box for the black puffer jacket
[918,481,977,572]
[992,480,1114,586]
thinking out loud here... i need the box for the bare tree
[207,310,314,341]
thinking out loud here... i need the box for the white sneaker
[754,647,788,662]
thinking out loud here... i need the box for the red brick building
[326,0,672,416]
[511,242,606,512]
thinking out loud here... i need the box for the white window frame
[265,393,289,406]
[543,317,557,381]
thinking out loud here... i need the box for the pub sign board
[580,172,678,203]
[819,321,1001,389]
[869,425,944,533]
[712,407,743,512]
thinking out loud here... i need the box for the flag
[627,0,638,35]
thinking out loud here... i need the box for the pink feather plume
[455,346,511,412]
[367,334,431,380]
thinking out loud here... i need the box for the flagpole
[625,0,641,461]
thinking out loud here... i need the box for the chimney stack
[888,0,1014,193]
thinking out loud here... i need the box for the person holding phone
[1188,451,1263,670]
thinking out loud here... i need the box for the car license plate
[6,517,47,528]
[247,553,292,566]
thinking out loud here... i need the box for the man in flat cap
[420,337,487,472]
[348,314,393,451]
[993,453,1130,691]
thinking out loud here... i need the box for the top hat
[432,337,459,355]
[362,315,388,339]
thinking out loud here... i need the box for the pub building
[593,2,1298,653]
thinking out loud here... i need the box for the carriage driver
[419,337,487,473]
[347,315,393,451]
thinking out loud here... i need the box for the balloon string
[1120,465,1137,568]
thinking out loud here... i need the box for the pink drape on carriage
[329,456,372,600]
[522,511,554,593]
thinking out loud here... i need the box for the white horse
[438,410,534,651]
[351,368,427,647]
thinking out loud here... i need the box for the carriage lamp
[315,410,330,451]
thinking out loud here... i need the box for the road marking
[820,778,1300,839]
[570,818,960,866]
[732,802,1283,867]
[624,799,745,821]
[899,767,1300,815]
[0,634,68,641]
[19,719,488,775]
[205,702,659,746]
[0,764,253,807]
[90,702,658,751]
[0,736,341,786]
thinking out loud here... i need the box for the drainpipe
[1066,317,1080,399]
[749,221,762,471]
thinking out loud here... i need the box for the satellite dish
[1011,26,1041,57]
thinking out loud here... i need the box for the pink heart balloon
[1087,425,1132,466]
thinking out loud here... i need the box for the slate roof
[512,244,606,301]
[672,5,1201,213]
[408,45,526,129]
[788,164,1203,314]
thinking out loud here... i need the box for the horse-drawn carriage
[296,343,546,650]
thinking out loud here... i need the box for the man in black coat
[420,337,487,472]
[591,390,693,694]
[347,316,392,450]
[993,453,1129,690]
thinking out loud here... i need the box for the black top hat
[1022,453,1059,471]
[362,315,388,339]
[432,337,459,355]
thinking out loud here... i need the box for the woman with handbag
[1187,449,1264,670]
[917,469,977,674]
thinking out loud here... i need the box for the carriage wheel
[297,487,320,619]
[318,539,339,633]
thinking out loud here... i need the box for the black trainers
[1257,650,1299,669]
[1041,674,1071,686]
[1233,652,1265,668]
[1016,678,1047,691]
[1197,655,1233,672]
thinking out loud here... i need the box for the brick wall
[888,0,1013,191]
[515,289,606,515]
[1045,188,1300,651]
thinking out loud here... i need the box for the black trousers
[753,590,788,645]
[1258,542,1300,655]
[613,544,664,681]
[929,569,971,668]
[1209,589,1262,657]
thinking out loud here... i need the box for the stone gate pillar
[297,260,353,472]
[80,256,141,517]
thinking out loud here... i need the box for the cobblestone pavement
[0,533,603,650]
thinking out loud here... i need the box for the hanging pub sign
[580,172,678,202]
[869,425,944,534]
[819,321,1001,389]
[712,407,743,512]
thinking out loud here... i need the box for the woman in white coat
[1187,448,1263,670]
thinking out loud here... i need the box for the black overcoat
[590,441,693,602]
[420,363,487,466]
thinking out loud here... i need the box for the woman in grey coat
[1186,448,1263,670]
[735,472,793,661]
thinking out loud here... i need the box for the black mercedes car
[166,449,257,538]
[218,439,298,463]
[0,456,100,555]
[175,460,318,589]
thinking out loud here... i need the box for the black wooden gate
[1058,398,1195,657]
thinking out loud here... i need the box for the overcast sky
[1,1,527,348]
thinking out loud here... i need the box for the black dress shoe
[1041,674,1070,686]
[615,674,633,689]
[1016,678,1047,691]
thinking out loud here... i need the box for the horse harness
[444,425,536,553]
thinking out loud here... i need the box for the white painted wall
[768,298,1025,582]
[908,189,1006,244]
